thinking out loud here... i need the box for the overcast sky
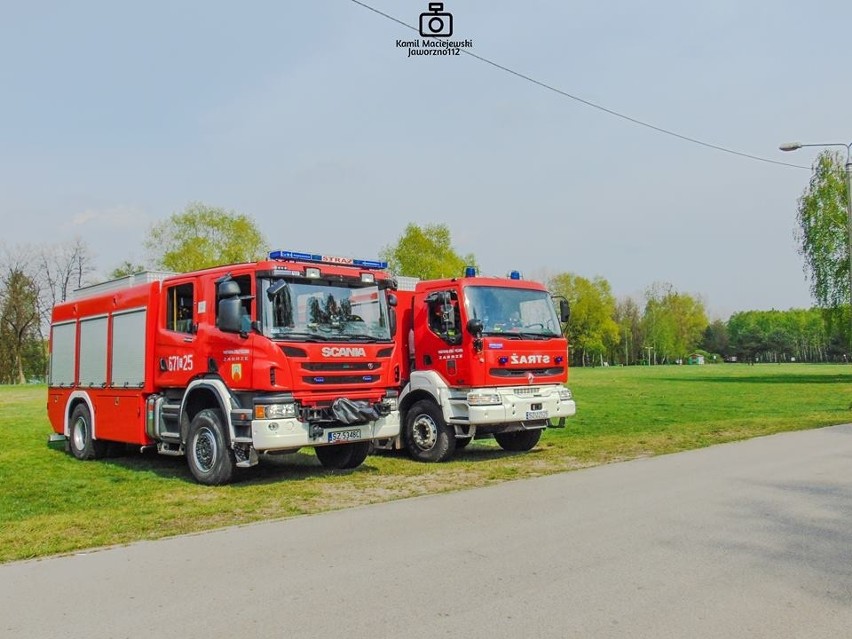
[1,0,849,318]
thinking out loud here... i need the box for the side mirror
[389,308,397,335]
[387,293,398,308]
[467,318,484,335]
[218,298,242,333]
[218,280,240,299]
[267,279,287,300]
[218,281,243,334]
[559,299,570,323]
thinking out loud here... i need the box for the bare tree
[40,237,96,308]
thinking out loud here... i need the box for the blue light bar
[464,266,477,277]
[509,270,521,280]
[269,250,388,270]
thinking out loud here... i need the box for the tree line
[546,273,845,366]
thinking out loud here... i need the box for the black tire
[186,408,235,485]
[455,437,472,450]
[315,441,371,469]
[403,400,456,462]
[68,403,108,460]
[494,428,542,452]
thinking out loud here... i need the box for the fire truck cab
[381,268,576,462]
[47,251,400,484]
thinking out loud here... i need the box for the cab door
[154,278,200,387]
[414,289,467,385]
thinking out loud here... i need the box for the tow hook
[309,424,324,439]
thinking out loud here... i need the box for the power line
[350,0,810,171]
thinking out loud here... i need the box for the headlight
[468,392,501,406]
[255,403,297,419]
[558,388,573,401]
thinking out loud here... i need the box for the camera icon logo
[419,2,453,38]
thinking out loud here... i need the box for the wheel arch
[179,379,234,445]
[63,391,96,438]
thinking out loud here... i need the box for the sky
[1,0,850,319]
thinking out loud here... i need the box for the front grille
[303,375,382,385]
[303,362,380,372]
[514,387,541,396]
[491,367,564,378]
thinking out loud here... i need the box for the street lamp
[780,140,852,346]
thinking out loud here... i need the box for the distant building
[687,353,705,365]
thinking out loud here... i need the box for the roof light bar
[269,250,388,270]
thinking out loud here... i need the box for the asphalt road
[3,424,852,638]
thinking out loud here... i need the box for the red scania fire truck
[377,268,576,462]
[47,250,400,484]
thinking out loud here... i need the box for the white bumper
[251,410,400,451]
[448,385,576,426]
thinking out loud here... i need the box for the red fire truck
[47,251,401,485]
[377,268,576,462]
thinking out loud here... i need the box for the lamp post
[780,140,852,348]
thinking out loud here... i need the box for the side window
[425,290,460,344]
[216,275,253,331]
[166,283,194,333]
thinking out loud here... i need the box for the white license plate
[526,410,548,420]
[328,428,362,443]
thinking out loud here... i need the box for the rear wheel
[494,428,542,452]
[315,441,371,469]
[186,408,235,485]
[68,403,108,460]
[403,400,456,462]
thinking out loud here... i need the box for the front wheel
[186,409,235,485]
[403,400,456,462]
[494,428,542,452]
[315,441,371,469]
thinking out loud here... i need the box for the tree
[549,273,619,366]
[700,319,729,357]
[642,283,708,363]
[39,237,95,308]
[0,267,42,384]
[380,223,477,280]
[795,150,849,341]
[146,202,269,273]
[613,296,643,365]
[109,261,147,279]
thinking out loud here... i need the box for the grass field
[1,363,849,563]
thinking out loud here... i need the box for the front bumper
[251,410,400,451]
[448,385,576,426]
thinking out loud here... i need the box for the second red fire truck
[47,251,401,484]
[376,267,576,461]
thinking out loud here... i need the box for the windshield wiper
[516,332,558,340]
[274,331,328,342]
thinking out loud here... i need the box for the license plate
[328,428,362,443]
[526,410,548,420]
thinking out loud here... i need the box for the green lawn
[1,363,849,563]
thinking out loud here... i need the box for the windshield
[464,285,561,337]
[261,279,392,341]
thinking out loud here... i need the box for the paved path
[3,425,852,638]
